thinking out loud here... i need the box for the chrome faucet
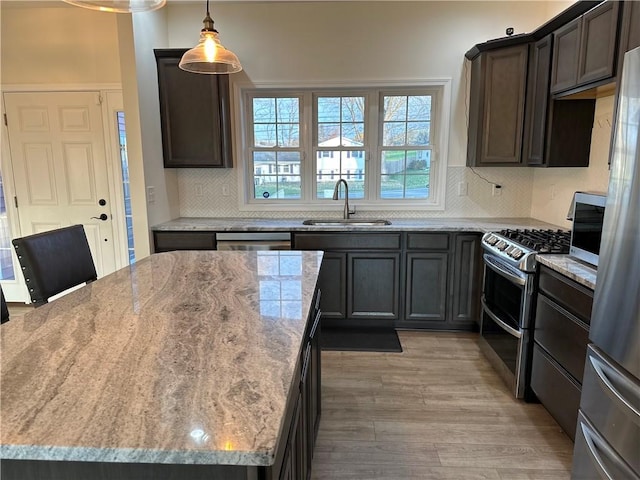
[332,179,355,219]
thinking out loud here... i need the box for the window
[241,83,449,210]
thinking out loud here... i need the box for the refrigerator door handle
[589,350,640,424]
[579,414,640,480]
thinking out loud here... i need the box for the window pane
[380,150,430,199]
[384,96,407,121]
[407,121,430,146]
[317,97,341,122]
[318,123,340,144]
[277,124,299,147]
[407,96,431,121]
[253,98,276,123]
[254,123,276,147]
[316,151,365,199]
[383,122,406,146]
[381,150,406,174]
[342,123,364,145]
[342,97,364,122]
[253,152,301,200]
[277,98,299,122]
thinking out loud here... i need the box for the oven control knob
[497,241,508,251]
[486,235,498,245]
[512,249,524,259]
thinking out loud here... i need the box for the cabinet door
[155,50,232,168]
[449,234,481,326]
[523,35,553,166]
[467,45,528,166]
[550,18,582,93]
[577,1,620,86]
[619,0,640,54]
[347,253,400,322]
[404,252,448,324]
[316,252,346,320]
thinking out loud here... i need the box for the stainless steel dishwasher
[215,232,291,251]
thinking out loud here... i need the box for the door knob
[91,214,108,221]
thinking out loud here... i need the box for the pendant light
[62,0,166,13]
[179,0,242,75]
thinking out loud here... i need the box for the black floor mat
[321,327,402,352]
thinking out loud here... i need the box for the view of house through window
[244,86,442,206]
[117,112,135,264]
[0,171,15,280]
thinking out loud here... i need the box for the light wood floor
[311,330,574,480]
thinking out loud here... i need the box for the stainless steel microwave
[570,192,606,267]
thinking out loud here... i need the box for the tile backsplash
[177,166,535,219]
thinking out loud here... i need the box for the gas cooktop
[482,229,571,272]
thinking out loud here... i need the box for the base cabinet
[529,265,593,440]
[294,232,481,331]
[269,291,321,480]
[293,233,402,329]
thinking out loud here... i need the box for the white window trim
[233,79,451,212]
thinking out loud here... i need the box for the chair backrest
[1,285,9,323]
[12,225,97,307]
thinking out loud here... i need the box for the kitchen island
[0,250,323,480]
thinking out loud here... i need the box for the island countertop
[0,250,323,467]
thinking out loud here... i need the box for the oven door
[480,253,532,398]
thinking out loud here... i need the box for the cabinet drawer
[406,233,449,250]
[538,265,593,322]
[154,231,216,252]
[293,233,401,251]
[535,293,589,383]
[530,343,581,441]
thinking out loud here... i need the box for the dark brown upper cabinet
[154,49,233,168]
[550,1,620,95]
[523,35,596,167]
[467,44,528,167]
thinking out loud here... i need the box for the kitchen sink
[302,219,392,226]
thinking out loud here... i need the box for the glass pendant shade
[62,0,166,13]
[179,30,242,74]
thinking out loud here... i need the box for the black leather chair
[1,285,9,323]
[12,225,97,307]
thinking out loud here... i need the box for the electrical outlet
[195,183,204,197]
[222,184,230,196]
[492,184,502,197]
[457,182,468,196]
[146,186,155,204]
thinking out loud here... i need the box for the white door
[4,91,118,281]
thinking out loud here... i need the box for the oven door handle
[482,298,522,338]
[483,254,527,286]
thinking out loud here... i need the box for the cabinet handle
[589,348,640,423]
[310,310,321,339]
[579,413,640,480]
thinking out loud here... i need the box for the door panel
[5,92,118,281]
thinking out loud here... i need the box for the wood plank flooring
[311,331,574,480]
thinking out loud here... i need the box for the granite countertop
[0,250,323,466]
[537,254,597,290]
[152,217,565,233]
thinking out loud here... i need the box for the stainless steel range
[479,229,571,398]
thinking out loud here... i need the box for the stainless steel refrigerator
[571,47,640,478]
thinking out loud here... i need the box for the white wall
[530,95,613,228]
[1,5,121,85]
[168,1,576,220]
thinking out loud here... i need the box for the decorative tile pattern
[178,166,535,219]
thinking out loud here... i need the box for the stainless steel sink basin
[302,219,392,226]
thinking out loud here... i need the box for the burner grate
[499,229,571,253]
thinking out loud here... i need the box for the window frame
[235,80,451,212]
